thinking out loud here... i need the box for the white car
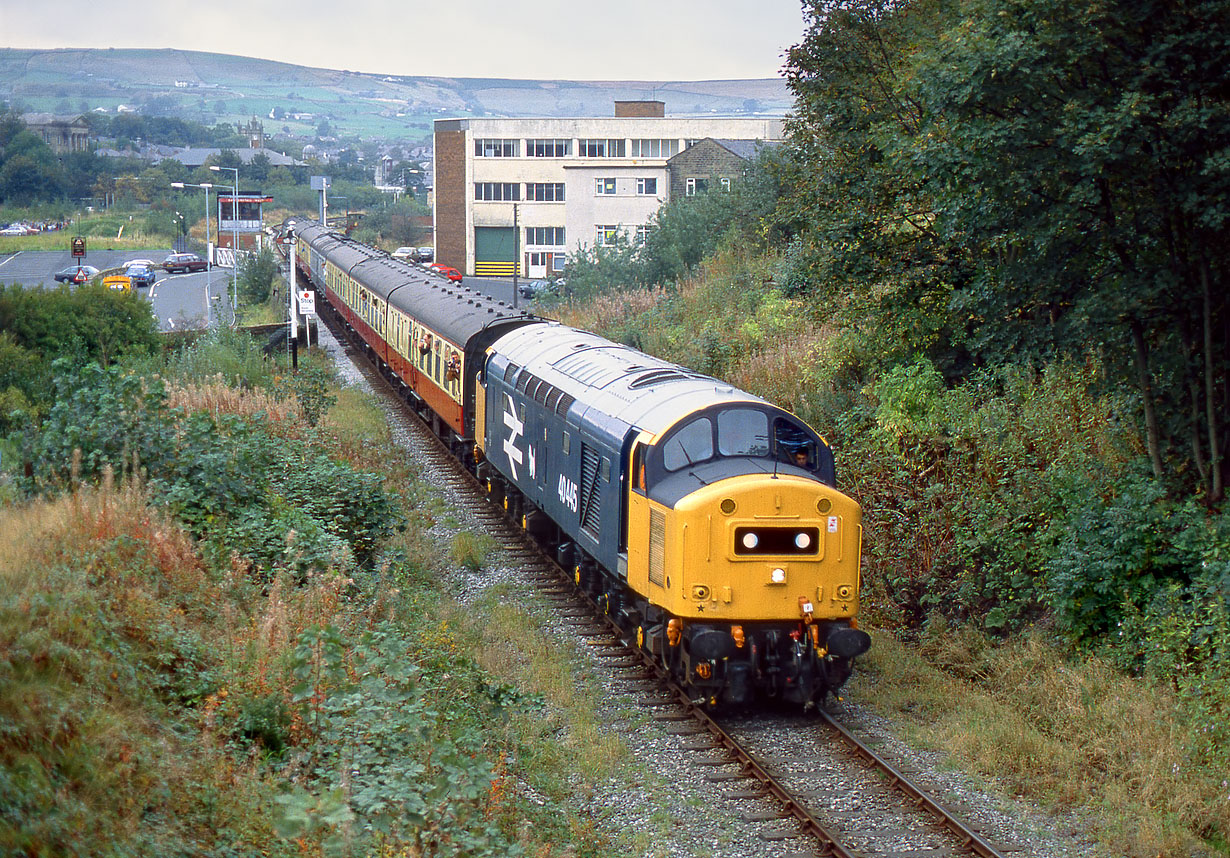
[124,258,157,268]
[391,246,415,261]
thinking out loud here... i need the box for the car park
[124,263,157,288]
[162,252,207,273]
[428,264,462,282]
[53,264,100,283]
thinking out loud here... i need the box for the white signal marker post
[285,235,298,368]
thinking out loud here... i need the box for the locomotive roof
[491,321,768,439]
[294,220,532,347]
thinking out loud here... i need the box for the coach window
[662,417,714,472]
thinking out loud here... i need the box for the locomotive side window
[663,417,714,471]
[717,408,770,457]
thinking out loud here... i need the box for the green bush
[237,245,279,305]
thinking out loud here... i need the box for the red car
[429,264,462,282]
[162,252,208,273]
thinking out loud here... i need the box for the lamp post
[171,181,214,326]
[210,165,240,312]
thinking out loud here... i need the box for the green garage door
[474,226,518,276]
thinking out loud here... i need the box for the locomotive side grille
[517,371,533,393]
[579,445,602,538]
[555,392,575,416]
[504,362,521,384]
[649,508,666,586]
[545,387,562,411]
[533,379,550,405]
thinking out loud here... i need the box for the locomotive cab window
[717,408,770,457]
[662,417,713,471]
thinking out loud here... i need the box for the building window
[686,177,709,196]
[526,226,565,246]
[596,178,617,195]
[595,225,620,246]
[474,182,521,201]
[474,138,519,157]
[552,253,567,272]
[526,183,565,201]
[636,177,657,195]
[579,138,626,158]
[635,224,653,245]
[526,138,571,157]
[630,139,678,158]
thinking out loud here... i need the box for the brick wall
[614,100,665,118]
[434,128,467,271]
[666,140,746,200]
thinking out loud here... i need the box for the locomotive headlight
[742,532,759,550]
[794,531,812,550]
[770,567,787,584]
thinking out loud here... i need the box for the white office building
[433,102,783,278]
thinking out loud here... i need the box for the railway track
[311,299,1020,858]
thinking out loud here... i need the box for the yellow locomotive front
[625,403,869,708]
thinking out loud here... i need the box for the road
[0,248,232,332]
[1,249,539,332]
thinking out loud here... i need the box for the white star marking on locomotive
[503,393,524,480]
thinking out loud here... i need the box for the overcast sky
[2,0,807,81]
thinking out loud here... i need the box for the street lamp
[171,181,214,326]
[210,165,240,312]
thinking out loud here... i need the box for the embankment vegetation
[0,293,628,855]
[549,0,1229,853]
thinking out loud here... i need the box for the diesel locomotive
[286,219,870,708]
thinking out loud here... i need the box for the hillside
[0,48,791,142]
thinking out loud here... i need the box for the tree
[782,0,1230,501]
[901,0,1230,501]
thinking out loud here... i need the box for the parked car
[0,224,35,236]
[162,252,208,273]
[125,263,157,288]
[413,246,434,263]
[53,264,100,283]
[428,264,462,282]
[124,258,157,269]
[518,278,550,299]
[391,246,415,261]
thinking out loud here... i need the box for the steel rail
[817,710,1010,858]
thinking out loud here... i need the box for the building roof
[710,138,780,159]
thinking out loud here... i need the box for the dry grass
[470,594,627,780]
[858,631,1227,857]
[166,375,302,424]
